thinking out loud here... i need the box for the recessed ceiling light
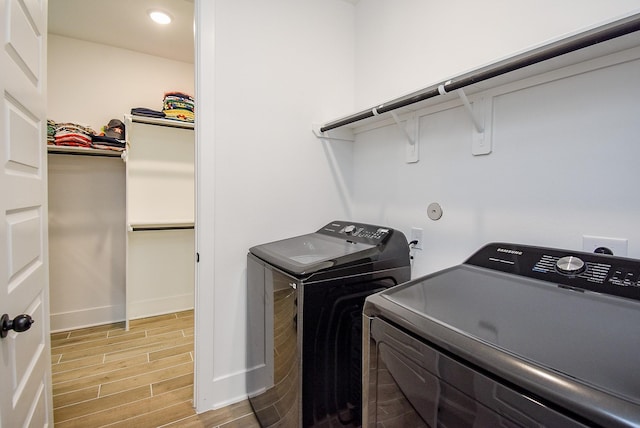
[149,10,172,25]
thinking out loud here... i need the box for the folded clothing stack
[47,120,125,151]
[47,120,56,144]
[91,119,126,150]
[53,122,95,147]
[91,135,125,150]
[131,107,165,119]
[163,91,194,122]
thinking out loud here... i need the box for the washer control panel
[466,242,640,302]
[318,220,392,245]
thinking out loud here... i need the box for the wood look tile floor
[51,310,260,427]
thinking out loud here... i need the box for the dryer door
[365,318,587,428]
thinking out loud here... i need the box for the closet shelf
[47,145,124,157]
[129,115,194,130]
[315,12,640,136]
[128,221,194,231]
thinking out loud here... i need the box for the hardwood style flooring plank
[53,385,100,409]
[98,359,193,396]
[51,310,260,427]
[51,354,104,374]
[163,398,261,428]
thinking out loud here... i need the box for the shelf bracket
[390,112,416,144]
[468,95,493,156]
[439,83,492,156]
[312,124,355,142]
[454,88,484,133]
[390,112,419,163]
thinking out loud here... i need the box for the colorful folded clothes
[53,122,95,148]
[164,109,195,122]
[163,91,195,123]
[49,120,124,152]
[47,119,56,144]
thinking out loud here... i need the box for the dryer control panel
[466,242,640,302]
[318,220,392,245]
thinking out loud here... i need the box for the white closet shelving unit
[123,115,195,329]
[47,115,195,331]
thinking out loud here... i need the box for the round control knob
[556,256,586,275]
[344,225,356,235]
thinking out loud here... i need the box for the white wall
[196,0,356,410]
[48,154,126,331]
[47,34,194,132]
[352,55,640,278]
[349,2,640,278]
[354,0,640,109]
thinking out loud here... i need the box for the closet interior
[47,0,195,333]
[48,117,195,332]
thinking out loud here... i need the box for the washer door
[250,232,376,275]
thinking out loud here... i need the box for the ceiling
[48,0,195,63]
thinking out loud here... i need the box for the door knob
[0,314,34,338]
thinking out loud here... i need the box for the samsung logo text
[497,248,523,255]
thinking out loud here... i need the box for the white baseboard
[128,292,194,320]
[50,293,195,332]
[50,304,125,333]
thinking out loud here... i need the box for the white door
[0,0,52,426]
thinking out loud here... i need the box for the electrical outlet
[582,235,628,256]
[411,227,423,250]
